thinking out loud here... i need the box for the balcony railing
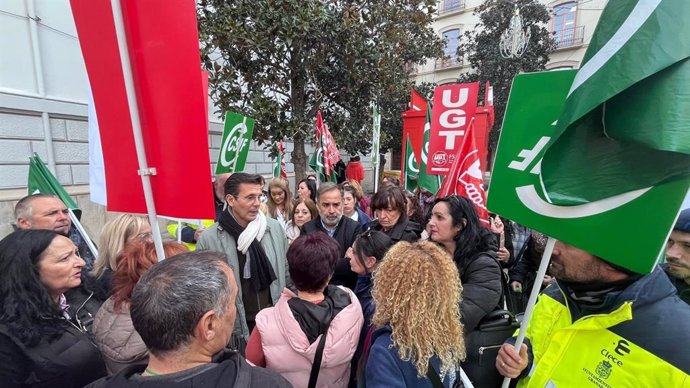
[438,0,465,15]
[435,56,463,69]
[553,25,585,49]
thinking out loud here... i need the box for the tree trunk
[292,138,307,183]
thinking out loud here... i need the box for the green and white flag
[28,153,81,218]
[541,0,690,205]
[418,105,441,194]
[309,135,337,183]
[216,112,255,174]
[371,104,381,169]
[404,134,419,192]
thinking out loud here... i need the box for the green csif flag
[418,105,441,194]
[216,112,255,174]
[541,0,690,205]
[404,134,418,192]
[28,153,81,219]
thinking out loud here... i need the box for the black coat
[0,287,106,388]
[86,349,291,388]
[301,215,362,289]
[366,216,422,243]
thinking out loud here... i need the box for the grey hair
[317,182,342,200]
[130,251,233,357]
[14,194,59,222]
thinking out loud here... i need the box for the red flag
[410,88,428,111]
[437,118,490,227]
[71,0,215,219]
[315,111,341,177]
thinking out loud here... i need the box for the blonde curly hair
[371,240,465,378]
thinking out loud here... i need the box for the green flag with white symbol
[404,134,418,192]
[488,70,690,274]
[418,106,441,194]
[541,0,690,205]
[216,112,255,174]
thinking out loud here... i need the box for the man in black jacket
[86,251,290,388]
[301,182,362,289]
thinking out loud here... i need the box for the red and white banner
[427,82,480,174]
[437,118,490,226]
[315,111,341,177]
[71,0,215,219]
[278,141,288,179]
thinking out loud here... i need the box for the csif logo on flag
[216,112,255,174]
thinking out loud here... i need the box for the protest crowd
[1,167,690,388]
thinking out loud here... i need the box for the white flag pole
[68,208,99,258]
[110,0,166,262]
[500,237,556,388]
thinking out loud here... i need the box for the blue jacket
[365,326,453,388]
[355,208,372,228]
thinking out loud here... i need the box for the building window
[551,2,584,48]
[436,28,462,68]
[439,0,464,14]
[443,29,460,58]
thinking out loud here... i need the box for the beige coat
[92,297,148,375]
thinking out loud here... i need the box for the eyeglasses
[232,194,264,203]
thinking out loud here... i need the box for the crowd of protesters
[1,169,689,388]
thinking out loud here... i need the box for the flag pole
[67,209,99,257]
[500,237,556,388]
[110,0,166,261]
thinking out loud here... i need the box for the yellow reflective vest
[517,266,690,388]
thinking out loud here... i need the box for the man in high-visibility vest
[496,241,690,387]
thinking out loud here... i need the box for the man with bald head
[15,194,95,269]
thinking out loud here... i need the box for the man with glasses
[14,193,96,270]
[197,173,290,343]
[301,182,362,289]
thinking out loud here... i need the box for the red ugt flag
[438,118,490,227]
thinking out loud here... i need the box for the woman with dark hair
[343,185,372,228]
[246,233,363,388]
[368,186,422,243]
[0,229,106,388]
[92,241,188,374]
[285,197,318,244]
[297,178,317,203]
[428,195,502,385]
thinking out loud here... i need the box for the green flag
[28,153,81,218]
[418,106,441,194]
[371,104,381,169]
[216,112,255,174]
[404,134,418,192]
[541,0,690,205]
[488,70,690,274]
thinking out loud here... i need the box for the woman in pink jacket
[246,233,364,388]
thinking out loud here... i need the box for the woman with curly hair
[91,214,153,300]
[92,241,187,374]
[362,240,472,388]
[0,229,106,387]
[267,177,293,231]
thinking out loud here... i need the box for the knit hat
[674,209,690,233]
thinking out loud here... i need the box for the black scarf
[218,209,276,292]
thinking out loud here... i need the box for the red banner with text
[427,82,480,174]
